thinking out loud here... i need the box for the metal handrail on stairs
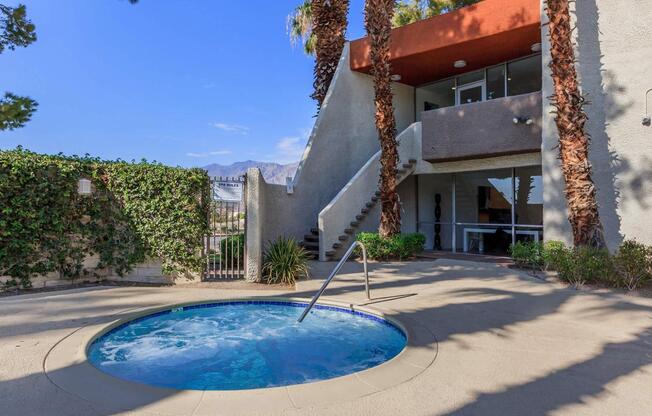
[297,241,370,323]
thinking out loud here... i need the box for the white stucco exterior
[541,0,652,249]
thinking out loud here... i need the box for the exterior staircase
[301,227,321,260]
[316,122,422,261]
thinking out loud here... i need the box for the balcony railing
[421,91,542,163]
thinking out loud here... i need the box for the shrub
[220,234,245,264]
[0,148,210,288]
[509,241,544,270]
[547,244,612,288]
[262,236,310,285]
[356,232,425,261]
[612,240,652,291]
[541,240,567,271]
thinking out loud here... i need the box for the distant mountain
[202,160,299,185]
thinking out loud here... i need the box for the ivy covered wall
[0,148,210,289]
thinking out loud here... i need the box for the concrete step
[375,190,381,197]
[332,242,342,249]
[402,163,412,169]
[371,196,379,202]
[365,201,374,208]
[356,214,365,221]
[409,158,417,164]
[325,250,336,258]
[310,228,319,235]
[344,228,354,234]
[304,234,318,242]
[338,235,348,241]
[361,208,370,214]
[350,221,359,227]
[302,241,319,249]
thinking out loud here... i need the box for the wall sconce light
[78,178,92,195]
[513,116,533,125]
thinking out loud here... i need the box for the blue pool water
[87,301,406,390]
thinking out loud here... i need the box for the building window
[486,64,506,100]
[416,77,455,116]
[507,54,542,96]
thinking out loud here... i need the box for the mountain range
[202,161,299,184]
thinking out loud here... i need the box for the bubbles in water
[88,302,406,390]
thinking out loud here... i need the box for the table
[463,227,541,253]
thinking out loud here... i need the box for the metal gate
[204,175,246,280]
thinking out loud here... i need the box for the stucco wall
[256,44,415,248]
[541,0,652,249]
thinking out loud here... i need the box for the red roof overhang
[350,0,541,86]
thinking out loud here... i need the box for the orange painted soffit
[350,0,541,86]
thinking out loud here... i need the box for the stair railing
[297,241,370,323]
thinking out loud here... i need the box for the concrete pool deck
[1,259,651,415]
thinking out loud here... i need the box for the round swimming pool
[87,300,407,390]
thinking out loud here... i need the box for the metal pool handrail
[297,241,370,323]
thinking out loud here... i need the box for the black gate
[204,176,246,280]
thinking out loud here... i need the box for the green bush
[262,236,310,285]
[612,240,652,291]
[0,148,210,289]
[567,246,613,287]
[542,240,567,271]
[509,241,544,269]
[220,234,245,264]
[356,232,425,261]
[536,242,612,288]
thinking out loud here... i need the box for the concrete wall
[541,0,652,249]
[1,257,199,290]
[422,91,542,162]
[249,44,415,262]
[318,123,421,260]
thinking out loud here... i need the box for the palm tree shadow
[441,326,652,415]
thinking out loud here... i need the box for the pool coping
[44,296,438,415]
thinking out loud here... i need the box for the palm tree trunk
[312,0,349,107]
[365,0,401,238]
[545,0,605,248]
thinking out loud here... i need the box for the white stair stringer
[318,122,422,261]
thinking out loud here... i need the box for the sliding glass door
[416,166,543,256]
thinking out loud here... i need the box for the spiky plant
[311,0,349,107]
[365,0,401,238]
[287,0,316,56]
[545,0,605,248]
[262,237,310,285]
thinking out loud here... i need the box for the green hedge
[356,232,425,261]
[509,239,652,290]
[0,148,210,288]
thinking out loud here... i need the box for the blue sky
[1,0,367,167]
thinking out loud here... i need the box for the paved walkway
[1,259,651,415]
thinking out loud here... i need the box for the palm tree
[545,0,605,248]
[365,0,401,238]
[287,0,315,56]
[311,0,349,107]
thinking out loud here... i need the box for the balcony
[421,91,542,163]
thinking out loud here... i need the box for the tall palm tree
[545,0,605,248]
[365,0,401,237]
[311,0,349,107]
[287,0,315,56]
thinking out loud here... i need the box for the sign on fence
[214,180,243,202]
